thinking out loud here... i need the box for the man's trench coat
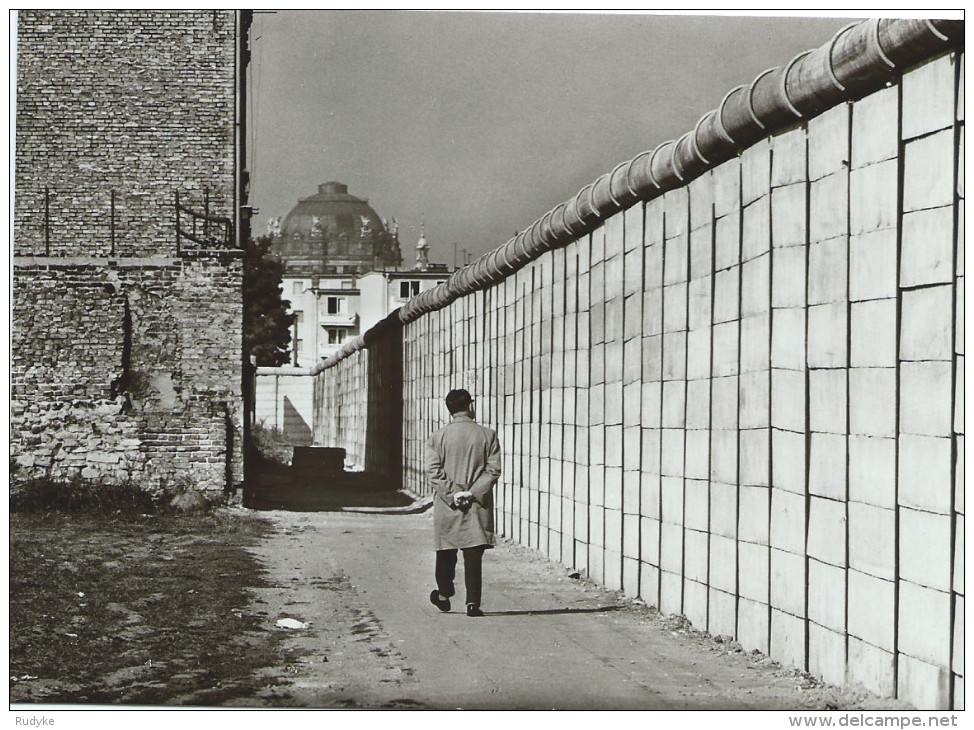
[424,412,502,551]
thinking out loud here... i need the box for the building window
[341,280,354,289]
[327,328,344,345]
[399,280,420,299]
[292,281,303,297]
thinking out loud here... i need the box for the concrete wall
[254,368,315,445]
[312,23,963,708]
[12,10,246,493]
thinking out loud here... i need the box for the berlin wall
[312,19,963,708]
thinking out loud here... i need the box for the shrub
[8,475,224,515]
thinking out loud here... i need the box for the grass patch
[10,508,286,705]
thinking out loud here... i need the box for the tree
[243,235,295,367]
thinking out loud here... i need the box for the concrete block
[897,653,952,711]
[851,84,898,168]
[639,562,660,606]
[622,556,639,597]
[662,332,687,380]
[850,298,897,367]
[604,466,623,510]
[771,368,806,433]
[710,481,738,540]
[772,126,807,187]
[712,267,738,324]
[741,252,770,316]
[953,594,963,674]
[771,428,806,494]
[958,52,965,123]
[623,424,641,471]
[623,512,639,558]
[641,428,661,477]
[711,321,739,378]
[625,295,644,345]
[848,502,895,580]
[739,312,770,376]
[708,588,737,638]
[898,434,953,515]
[954,516,963,595]
[685,378,710,430]
[709,534,737,592]
[739,484,770,544]
[900,508,952,591]
[664,234,689,287]
[711,374,739,430]
[690,224,713,280]
[661,474,684,525]
[808,559,846,632]
[807,302,847,369]
[641,516,660,564]
[589,462,605,504]
[901,207,956,288]
[738,596,770,654]
[605,551,623,591]
[904,130,956,212]
[659,570,683,616]
[771,246,807,308]
[604,508,623,554]
[771,548,806,618]
[850,159,898,234]
[605,299,624,346]
[770,307,805,371]
[847,636,896,699]
[589,544,605,583]
[665,187,690,237]
[685,433,709,481]
[901,285,953,362]
[688,276,712,330]
[661,429,685,479]
[810,172,849,242]
[809,101,851,180]
[740,428,770,488]
[850,229,898,302]
[710,431,738,485]
[643,241,663,294]
[683,578,708,629]
[956,435,964,514]
[713,156,742,218]
[809,432,847,501]
[807,496,847,567]
[660,523,684,573]
[849,368,896,438]
[663,283,688,334]
[900,361,954,437]
[955,357,964,434]
[808,236,848,305]
[809,369,847,434]
[809,622,848,688]
[848,569,895,651]
[742,138,771,206]
[642,336,662,382]
[739,370,769,429]
[715,210,740,270]
[899,581,952,668]
[684,529,709,584]
[625,203,645,253]
[589,504,604,547]
[686,329,711,382]
[742,196,771,262]
[739,542,770,602]
[684,477,709,531]
[770,608,807,669]
[771,183,807,249]
[770,488,806,555]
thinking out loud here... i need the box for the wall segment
[313,18,963,708]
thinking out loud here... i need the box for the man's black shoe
[430,590,450,612]
[466,603,484,617]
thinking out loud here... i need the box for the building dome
[271,181,402,277]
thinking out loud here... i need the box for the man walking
[425,389,502,617]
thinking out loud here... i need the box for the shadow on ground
[243,450,418,513]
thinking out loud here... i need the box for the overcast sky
[247,11,869,269]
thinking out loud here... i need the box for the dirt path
[232,509,910,710]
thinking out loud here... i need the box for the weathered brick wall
[15,10,237,257]
[12,9,245,493]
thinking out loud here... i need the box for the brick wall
[12,10,245,493]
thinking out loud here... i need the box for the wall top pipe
[335,17,963,363]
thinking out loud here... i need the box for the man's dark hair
[445,389,472,414]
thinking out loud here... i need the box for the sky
[246,11,869,269]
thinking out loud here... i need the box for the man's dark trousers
[435,546,486,606]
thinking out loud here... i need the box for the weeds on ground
[10,478,283,705]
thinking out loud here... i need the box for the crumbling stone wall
[12,9,246,493]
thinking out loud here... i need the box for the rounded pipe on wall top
[608,159,640,209]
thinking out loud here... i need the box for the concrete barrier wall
[314,23,963,708]
[254,368,315,445]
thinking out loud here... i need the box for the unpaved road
[231,509,910,711]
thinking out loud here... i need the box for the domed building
[270,181,402,276]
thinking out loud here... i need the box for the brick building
[12,10,252,493]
